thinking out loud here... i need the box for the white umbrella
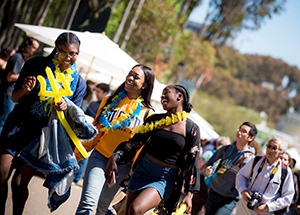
[16,23,220,139]
[15,23,137,82]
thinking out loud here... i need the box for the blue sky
[188,0,300,69]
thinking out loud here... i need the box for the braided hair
[171,84,193,113]
[48,32,81,59]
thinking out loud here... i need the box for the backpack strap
[248,155,263,186]
[279,162,288,195]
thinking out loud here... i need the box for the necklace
[98,90,144,133]
[133,111,189,134]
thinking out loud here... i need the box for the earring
[142,87,145,89]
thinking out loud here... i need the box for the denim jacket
[20,98,97,211]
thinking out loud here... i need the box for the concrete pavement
[5,174,96,215]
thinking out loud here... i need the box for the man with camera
[236,137,294,215]
[204,122,257,215]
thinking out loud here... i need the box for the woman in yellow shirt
[75,64,155,215]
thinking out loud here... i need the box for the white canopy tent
[16,23,219,139]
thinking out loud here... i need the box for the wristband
[112,153,120,161]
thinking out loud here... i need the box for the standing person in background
[204,122,257,215]
[235,138,294,215]
[0,37,39,134]
[85,83,110,118]
[282,152,299,215]
[0,47,16,70]
[105,84,200,215]
[0,32,86,214]
[192,136,231,215]
[81,79,95,113]
[75,64,155,215]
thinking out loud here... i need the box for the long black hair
[94,64,155,124]
[48,32,81,59]
[171,84,193,113]
[17,37,38,53]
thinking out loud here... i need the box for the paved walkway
[5,174,96,215]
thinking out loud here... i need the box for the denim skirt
[128,154,178,200]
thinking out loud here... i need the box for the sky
[188,0,300,69]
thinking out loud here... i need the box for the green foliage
[168,31,216,79]
[192,90,265,139]
[124,1,180,67]
[105,0,129,38]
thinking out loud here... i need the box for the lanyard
[250,158,280,194]
[223,143,245,167]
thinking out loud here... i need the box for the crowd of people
[0,32,300,215]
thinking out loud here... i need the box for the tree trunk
[52,1,66,27]
[24,0,35,24]
[31,1,48,25]
[10,0,31,48]
[113,0,135,43]
[61,0,77,29]
[0,0,9,17]
[37,0,53,26]
[0,0,13,46]
[66,0,81,30]
[179,0,192,20]
[121,0,145,50]
[1,0,23,48]
[111,0,121,13]
[190,73,206,102]
[210,1,244,45]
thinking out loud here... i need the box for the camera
[247,191,263,210]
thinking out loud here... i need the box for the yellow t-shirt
[75,96,154,160]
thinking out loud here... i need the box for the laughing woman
[105,85,201,215]
[75,64,155,215]
[0,32,86,215]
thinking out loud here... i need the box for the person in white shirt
[236,137,294,215]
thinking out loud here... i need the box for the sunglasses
[266,144,281,151]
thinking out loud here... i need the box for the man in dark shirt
[0,37,39,134]
[85,83,109,118]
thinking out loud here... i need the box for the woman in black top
[105,84,201,215]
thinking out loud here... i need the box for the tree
[113,0,135,43]
[200,0,286,45]
[121,0,145,50]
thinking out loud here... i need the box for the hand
[241,190,251,203]
[254,203,269,215]
[105,155,119,183]
[54,98,67,111]
[22,76,36,93]
[205,166,213,176]
[181,192,193,214]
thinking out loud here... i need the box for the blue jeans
[74,158,89,183]
[205,189,237,215]
[76,149,131,215]
[0,94,15,135]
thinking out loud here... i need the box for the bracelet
[112,153,120,161]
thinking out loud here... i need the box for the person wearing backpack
[236,137,295,215]
[204,122,257,215]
